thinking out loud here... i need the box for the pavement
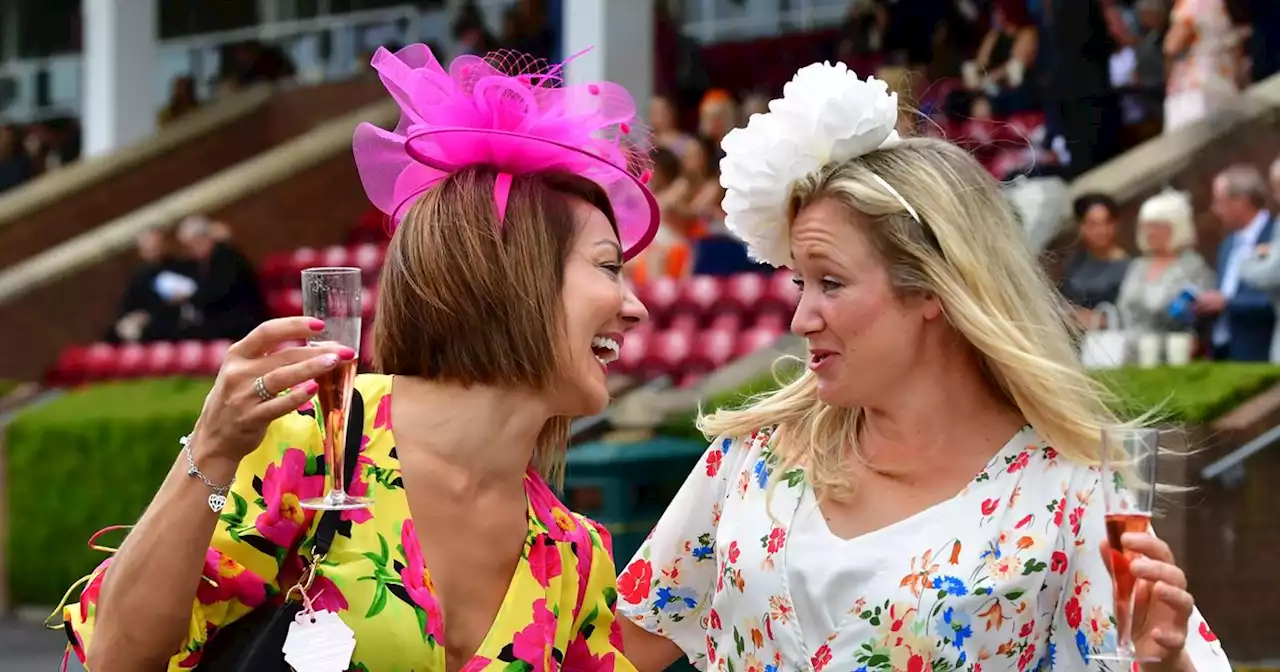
[0,617,66,671]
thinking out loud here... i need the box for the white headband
[870,173,921,223]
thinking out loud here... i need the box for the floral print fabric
[62,374,630,671]
[618,427,1232,672]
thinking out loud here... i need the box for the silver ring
[253,376,273,402]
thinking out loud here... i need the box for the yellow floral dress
[62,374,632,671]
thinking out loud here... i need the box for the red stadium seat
[319,245,350,268]
[204,340,233,374]
[667,312,700,334]
[675,275,723,318]
[637,275,680,326]
[259,252,293,290]
[723,272,767,314]
[351,243,385,278]
[734,325,785,359]
[48,345,91,385]
[754,311,789,332]
[756,270,798,326]
[709,312,743,332]
[361,286,378,319]
[614,327,650,375]
[141,341,178,377]
[636,327,695,380]
[174,340,206,374]
[685,327,737,375]
[269,289,304,318]
[113,343,147,379]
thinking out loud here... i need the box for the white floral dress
[617,427,1231,672]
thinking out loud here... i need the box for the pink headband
[352,45,660,260]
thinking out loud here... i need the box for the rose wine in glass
[1095,427,1160,666]
[299,267,370,511]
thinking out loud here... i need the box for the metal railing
[1200,423,1280,487]
[0,4,433,123]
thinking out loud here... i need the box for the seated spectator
[106,229,199,344]
[175,215,267,341]
[1116,189,1215,333]
[631,147,692,286]
[665,135,725,241]
[697,89,738,159]
[649,94,696,157]
[961,0,1039,116]
[0,125,32,193]
[158,75,200,126]
[1060,193,1132,324]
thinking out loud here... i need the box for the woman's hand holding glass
[189,316,356,468]
[1102,532,1196,672]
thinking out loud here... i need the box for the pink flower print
[196,548,267,607]
[341,435,375,524]
[374,393,392,429]
[563,632,617,671]
[254,448,325,548]
[77,561,109,623]
[308,571,350,614]
[527,534,563,588]
[399,519,445,643]
[298,398,314,414]
[608,618,625,651]
[511,598,557,671]
[459,658,493,672]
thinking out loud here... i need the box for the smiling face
[789,199,942,407]
[551,200,649,416]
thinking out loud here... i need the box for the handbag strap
[311,388,364,557]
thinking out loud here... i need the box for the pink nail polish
[338,347,356,360]
[302,381,319,395]
[309,318,325,331]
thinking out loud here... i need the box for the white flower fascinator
[719,62,916,268]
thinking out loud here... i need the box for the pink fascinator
[352,44,659,261]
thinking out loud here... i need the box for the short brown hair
[373,167,616,482]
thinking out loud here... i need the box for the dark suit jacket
[1216,214,1277,361]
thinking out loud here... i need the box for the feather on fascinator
[352,44,660,261]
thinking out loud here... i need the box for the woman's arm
[86,450,239,670]
[620,618,684,671]
[974,30,998,72]
[1164,17,1195,58]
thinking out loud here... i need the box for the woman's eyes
[601,262,623,277]
[792,276,843,291]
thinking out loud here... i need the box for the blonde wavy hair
[700,137,1139,499]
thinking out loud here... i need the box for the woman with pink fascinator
[59,44,657,672]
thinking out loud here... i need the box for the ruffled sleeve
[615,432,759,668]
[1046,467,1233,671]
[62,407,327,669]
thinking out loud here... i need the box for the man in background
[175,215,266,341]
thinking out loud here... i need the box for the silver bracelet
[181,435,235,513]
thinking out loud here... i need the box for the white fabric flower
[719,62,901,267]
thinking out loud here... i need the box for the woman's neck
[389,375,552,490]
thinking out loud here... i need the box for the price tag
[281,609,356,672]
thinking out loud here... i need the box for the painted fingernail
[337,347,357,360]
[302,381,319,395]
[309,318,325,331]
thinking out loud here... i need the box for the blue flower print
[931,575,968,596]
[753,458,770,488]
[939,607,974,649]
[655,586,698,613]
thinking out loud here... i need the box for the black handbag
[194,388,365,672]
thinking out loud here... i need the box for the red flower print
[1008,451,1031,473]
[1015,514,1033,529]
[527,534,564,588]
[727,540,741,564]
[374,392,392,429]
[254,449,324,548]
[811,643,832,671]
[399,519,445,642]
[1199,621,1218,642]
[1044,446,1059,460]
[1019,619,1035,637]
[981,498,1000,516]
[906,654,927,672]
[1017,643,1037,670]
[766,526,787,554]
[196,548,267,607]
[307,572,349,614]
[1064,596,1082,629]
[1051,551,1068,573]
[563,632,617,671]
[511,598,557,670]
[705,449,723,477]
[1069,506,1085,536]
[341,435,375,524]
[706,634,718,664]
[709,609,722,630]
[1053,498,1066,525]
[764,615,774,641]
[617,558,654,604]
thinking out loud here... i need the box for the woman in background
[1061,192,1132,325]
[1117,188,1216,332]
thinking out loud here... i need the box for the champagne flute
[1094,427,1160,666]
[299,267,370,511]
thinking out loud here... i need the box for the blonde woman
[1117,189,1216,333]
[615,63,1230,672]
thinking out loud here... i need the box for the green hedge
[3,377,212,606]
[658,362,1280,441]
[6,363,1280,606]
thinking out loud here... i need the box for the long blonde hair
[700,137,1135,499]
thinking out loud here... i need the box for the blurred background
[1,0,1279,669]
